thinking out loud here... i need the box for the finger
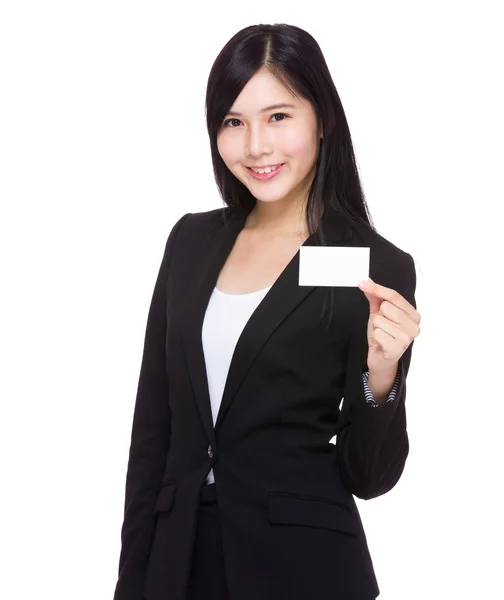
[379,302,421,337]
[359,289,382,314]
[358,278,420,323]
[373,328,399,360]
[373,315,412,345]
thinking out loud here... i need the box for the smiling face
[217,68,322,212]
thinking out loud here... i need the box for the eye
[222,112,290,128]
[223,118,242,128]
[270,112,288,122]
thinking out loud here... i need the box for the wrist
[367,363,398,404]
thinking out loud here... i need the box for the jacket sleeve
[113,212,191,600]
[335,252,417,500]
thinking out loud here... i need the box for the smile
[246,163,285,180]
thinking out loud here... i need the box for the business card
[299,246,370,286]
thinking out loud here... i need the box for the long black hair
[205,23,376,330]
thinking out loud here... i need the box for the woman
[113,23,421,600]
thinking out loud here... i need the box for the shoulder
[171,207,225,237]
[348,218,415,270]
[346,219,417,304]
[163,207,227,264]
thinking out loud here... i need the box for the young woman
[113,23,421,600]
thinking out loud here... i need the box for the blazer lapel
[181,207,355,444]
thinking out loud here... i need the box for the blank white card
[299,246,370,287]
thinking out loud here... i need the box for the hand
[357,277,421,377]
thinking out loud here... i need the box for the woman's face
[217,68,322,210]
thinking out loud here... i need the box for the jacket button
[207,444,214,458]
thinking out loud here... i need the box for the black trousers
[186,483,229,600]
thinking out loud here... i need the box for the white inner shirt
[201,283,273,485]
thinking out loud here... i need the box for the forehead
[228,70,305,114]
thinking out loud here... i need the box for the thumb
[359,288,381,315]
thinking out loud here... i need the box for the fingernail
[358,280,371,289]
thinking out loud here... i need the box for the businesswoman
[113,23,421,600]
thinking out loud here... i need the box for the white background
[1,2,503,599]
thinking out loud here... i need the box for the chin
[248,187,289,201]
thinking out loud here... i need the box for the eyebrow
[224,103,296,118]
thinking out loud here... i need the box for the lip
[246,163,285,180]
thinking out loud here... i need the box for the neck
[245,199,309,236]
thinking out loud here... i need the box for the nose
[245,124,272,158]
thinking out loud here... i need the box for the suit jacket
[113,206,417,600]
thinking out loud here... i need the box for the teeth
[251,164,280,174]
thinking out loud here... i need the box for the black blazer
[113,207,417,600]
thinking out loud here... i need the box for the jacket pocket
[267,492,359,537]
[154,483,176,514]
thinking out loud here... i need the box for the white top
[201,284,272,485]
